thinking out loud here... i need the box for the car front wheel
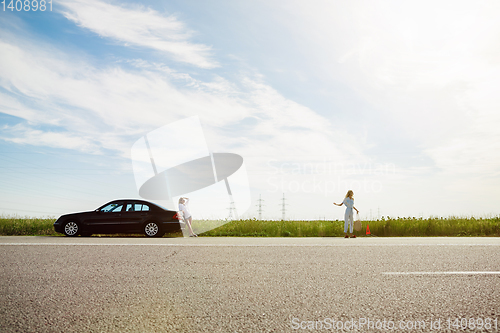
[63,221,80,237]
[144,222,164,237]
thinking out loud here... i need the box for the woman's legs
[348,213,353,235]
[344,210,350,237]
[344,210,353,237]
[186,216,196,236]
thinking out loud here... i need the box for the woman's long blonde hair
[345,190,354,199]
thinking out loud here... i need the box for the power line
[0,152,132,192]
[0,206,58,216]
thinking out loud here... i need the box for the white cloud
[59,0,218,69]
[0,34,362,174]
[265,0,500,176]
[1,123,101,152]
[0,32,371,220]
[0,92,40,122]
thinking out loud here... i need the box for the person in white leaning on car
[179,197,197,237]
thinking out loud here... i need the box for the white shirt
[343,197,354,211]
[179,199,191,219]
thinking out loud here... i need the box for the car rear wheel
[144,221,164,237]
[63,221,80,237]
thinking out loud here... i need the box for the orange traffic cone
[366,224,371,235]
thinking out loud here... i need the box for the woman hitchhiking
[179,197,197,237]
[333,190,359,238]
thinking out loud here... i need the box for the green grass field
[202,216,500,237]
[1,216,499,237]
[0,217,58,236]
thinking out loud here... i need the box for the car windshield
[100,203,124,212]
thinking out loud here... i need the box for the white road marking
[1,243,500,247]
[383,271,500,275]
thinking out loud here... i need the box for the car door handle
[113,214,121,217]
[141,213,148,216]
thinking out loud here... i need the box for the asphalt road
[1,236,499,332]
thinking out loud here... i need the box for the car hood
[56,211,95,221]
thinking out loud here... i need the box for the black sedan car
[54,199,181,237]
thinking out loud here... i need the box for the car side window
[100,203,123,212]
[126,204,135,212]
[134,203,150,211]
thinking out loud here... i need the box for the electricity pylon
[280,193,288,221]
[256,194,265,220]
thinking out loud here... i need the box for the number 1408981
[2,0,52,11]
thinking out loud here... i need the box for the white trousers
[344,209,353,233]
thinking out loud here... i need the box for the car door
[119,202,150,233]
[89,201,125,233]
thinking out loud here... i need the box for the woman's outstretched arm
[333,202,343,206]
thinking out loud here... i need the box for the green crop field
[1,215,499,237]
[0,217,58,236]
[202,216,500,237]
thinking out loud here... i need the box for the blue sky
[1,0,499,220]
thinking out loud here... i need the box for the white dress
[343,197,354,233]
